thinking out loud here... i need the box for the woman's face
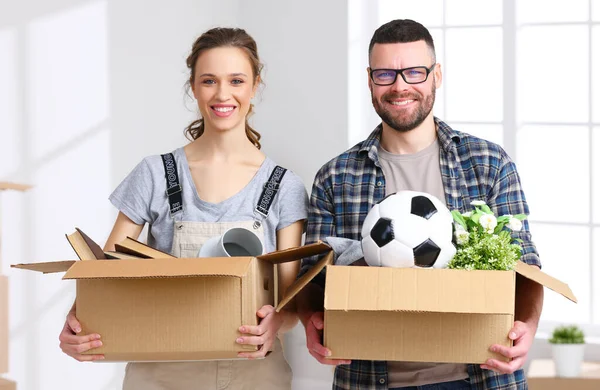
[191,47,258,133]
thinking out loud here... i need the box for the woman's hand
[58,307,104,362]
[235,305,283,359]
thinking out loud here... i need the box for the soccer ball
[361,191,456,268]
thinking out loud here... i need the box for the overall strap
[161,153,183,217]
[253,165,287,228]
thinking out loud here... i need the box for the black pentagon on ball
[413,238,441,267]
[411,195,438,220]
[370,217,395,247]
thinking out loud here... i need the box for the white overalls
[122,154,293,390]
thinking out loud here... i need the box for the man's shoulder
[451,129,510,164]
[315,140,369,180]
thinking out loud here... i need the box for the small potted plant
[549,325,585,377]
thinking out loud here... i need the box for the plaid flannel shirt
[300,118,540,390]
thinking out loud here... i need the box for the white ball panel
[432,242,457,269]
[378,192,412,217]
[379,239,415,268]
[361,204,381,239]
[392,213,430,248]
[427,212,454,244]
[361,236,382,267]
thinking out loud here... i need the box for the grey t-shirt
[109,147,308,255]
[378,140,469,388]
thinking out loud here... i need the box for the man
[297,19,543,390]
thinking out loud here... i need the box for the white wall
[238,2,348,389]
[108,0,239,186]
[239,0,349,186]
[3,1,593,389]
[1,1,346,389]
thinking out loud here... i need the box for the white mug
[197,227,264,257]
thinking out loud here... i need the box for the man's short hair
[369,19,436,63]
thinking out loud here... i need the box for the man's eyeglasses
[369,64,436,86]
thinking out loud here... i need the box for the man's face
[368,41,442,132]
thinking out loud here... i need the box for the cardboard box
[527,359,600,390]
[0,182,30,376]
[12,243,330,362]
[0,378,16,390]
[282,249,577,364]
[0,276,7,373]
[0,183,32,192]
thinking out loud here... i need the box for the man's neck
[379,116,437,155]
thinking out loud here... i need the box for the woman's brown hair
[184,27,263,148]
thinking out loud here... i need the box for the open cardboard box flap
[514,261,577,303]
[12,241,576,305]
[12,261,76,274]
[12,241,333,280]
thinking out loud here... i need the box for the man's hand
[304,312,351,366]
[482,321,534,374]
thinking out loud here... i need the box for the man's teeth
[391,100,414,106]
[214,107,234,112]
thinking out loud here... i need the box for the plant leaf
[494,223,506,235]
[481,204,493,214]
[451,210,467,229]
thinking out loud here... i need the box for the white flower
[508,217,523,231]
[479,214,497,233]
[471,200,486,206]
[462,211,473,218]
[455,229,470,245]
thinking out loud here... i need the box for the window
[350,0,600,340]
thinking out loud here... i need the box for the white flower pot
[551,344,585,377]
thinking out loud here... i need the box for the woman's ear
[190,79,197,100]
[253,75,261,95]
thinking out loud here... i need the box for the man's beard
[371,81,436,133]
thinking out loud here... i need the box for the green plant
[549,325,585,344]
[447,200,526,271]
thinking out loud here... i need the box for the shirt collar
[359,117,462,163]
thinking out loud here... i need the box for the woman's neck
[185,124,263,163]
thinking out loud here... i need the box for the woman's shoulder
[134,147,185,174]
[262,157,305,189]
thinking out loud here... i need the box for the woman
[58,27,308,389]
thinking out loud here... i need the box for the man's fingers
[310,313,324,330]
[304,312,347,366]
[305,322,330,357]
[308,350,351,366]
[490,343,526,359]
[508,321,527,340]
[485,357,525,374]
